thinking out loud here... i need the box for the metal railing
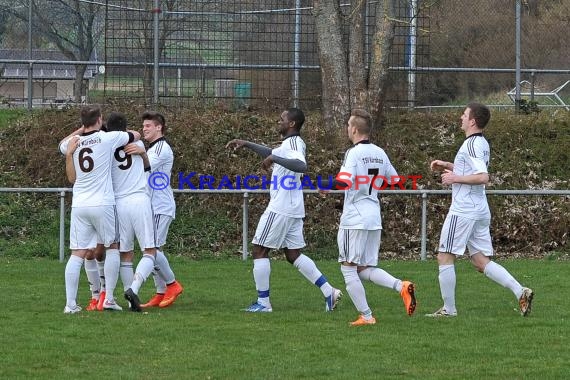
[2,187,570,263]
[2,57,570,111]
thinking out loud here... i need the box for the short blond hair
[350,109,372,134]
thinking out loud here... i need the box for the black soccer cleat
[124,288,142,312]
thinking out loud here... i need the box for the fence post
[27,62,34,111]
[420,192,428,260]
[242,192,249,260]
[27,0,33,111]
[59,190,66,263]
[514,0,522,112]
[153,0,160,105]
[530,70,536,102]
[292,0,301,107]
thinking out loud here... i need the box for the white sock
[293,254,333,297]
[155,250,176,284]
[104,249,120,302]
[484,261,524,299]
[253,258,271,306]
[65,255,84,308]
[96,259,106,292]
[120,261,134,291]
[341,265,372,317]
[359,267,402,292]
[152,271,167,294]
[131,254,155,294]
[84,258,100,299]
[439,264,456,314]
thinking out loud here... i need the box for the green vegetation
[0,107,569,260]
[0,258,568,379]
[0,108,26,127]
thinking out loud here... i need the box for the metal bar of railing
[59,191,66,263]
[421,192,428,260]
[242,192,249,260]
[2,188,569,262]
[3,58,570,74]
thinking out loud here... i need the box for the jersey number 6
[78,148,94,173]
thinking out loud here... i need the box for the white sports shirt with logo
[111,140,148,199]
[59,130,132,207]
[449,133,491,219]
[267,135,306,218]
[147,137,176,218]
[339,141,397,230]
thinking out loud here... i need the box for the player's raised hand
[67,136,80,156]
[261,155,273,170]
[441,169,457,185]
[226,139,246,150]
[430,160,448,172]
[124,143,145,155]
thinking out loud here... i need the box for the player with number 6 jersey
[58,105,140,313]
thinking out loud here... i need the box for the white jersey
[147,137,176,218]
[449,133,491,219]
[338,141,397,230]
[266,135,306,218]
[60,130,132,207]
[111,140,148,199]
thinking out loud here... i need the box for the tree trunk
[313,0,397,129]
[348,0,367,109]
[312,0,350,129]
[74,64,88,103]
[367,0,395,127]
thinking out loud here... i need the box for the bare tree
[0,0,104,102]
[312,0,396,129]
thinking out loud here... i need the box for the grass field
[0,257,568,379]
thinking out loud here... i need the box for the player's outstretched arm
[226,139,272,158]
[124,143,151,171]
[126,129,141,142]
[441,170,489,185]
[268,154,307,173]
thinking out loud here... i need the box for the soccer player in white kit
[125,111,183,308]
[59,105,140,313]
[64,141,106,311]
[427,103,534,317]
[226,107,342,313]
[103,112,158,312]
[323,109,416,326]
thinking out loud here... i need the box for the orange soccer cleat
[141,293,165,308]
[86,298,99,311]
[158,281,184,308]
[400,281,417,316]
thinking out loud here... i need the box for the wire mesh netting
[0,0,568,110]
[101,0,430,109]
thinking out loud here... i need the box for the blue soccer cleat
[325,288,343,312]
[243,301,273,313]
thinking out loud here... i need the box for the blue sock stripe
[258,290,270,298]
[315,275,327,288]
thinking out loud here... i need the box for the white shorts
[70,205,119,250]
[252,210,306,249]
[154,214,172,248]
[116,194,156,252]
[438,214,494,256]
[337,228,381,266]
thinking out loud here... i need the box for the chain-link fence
[0,0,568,110]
